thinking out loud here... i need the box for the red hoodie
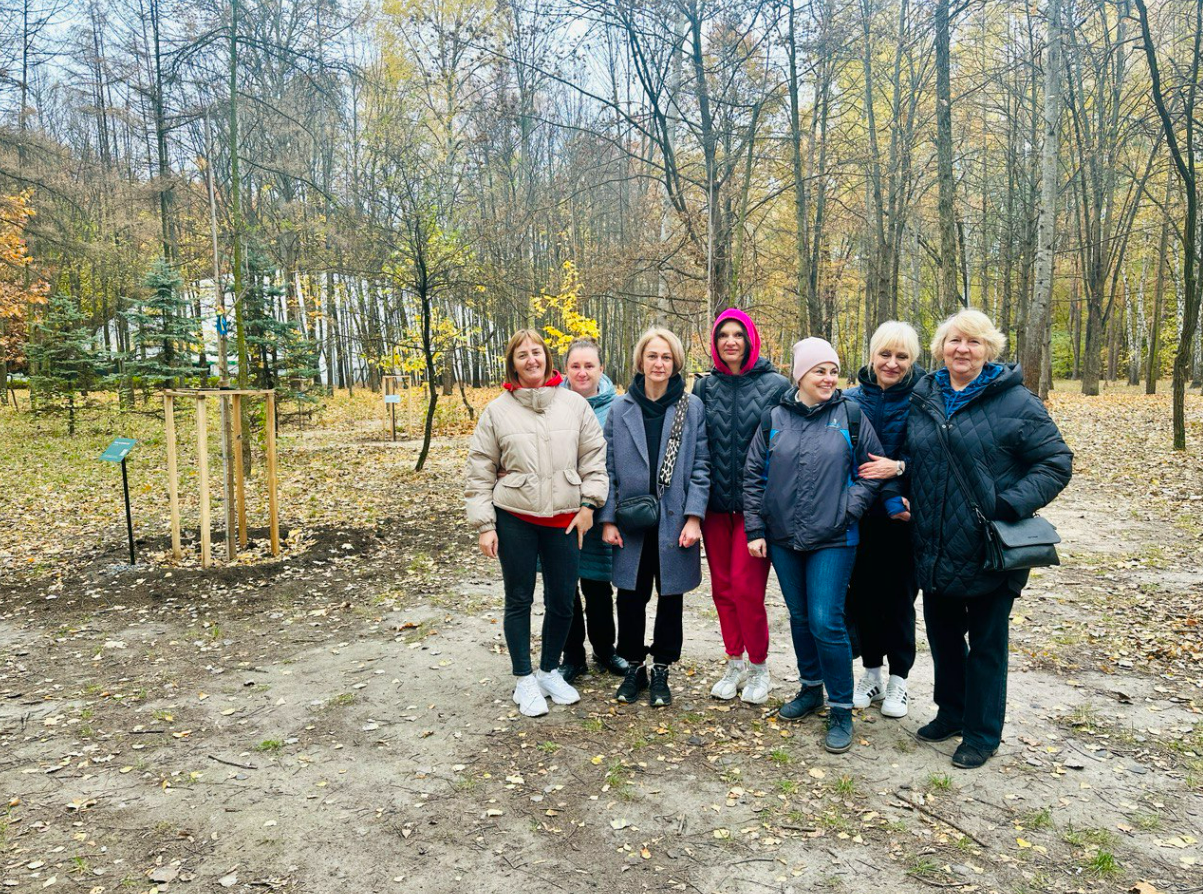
[710,307,761,376]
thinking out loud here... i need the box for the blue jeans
[769,544,857,709]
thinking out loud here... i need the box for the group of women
[464,308,1072,769]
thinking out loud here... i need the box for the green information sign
[99,437,137,463]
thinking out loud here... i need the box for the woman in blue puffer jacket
[844,321,925,721]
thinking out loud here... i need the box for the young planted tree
[124,258,197,394]
[29,292,107,434]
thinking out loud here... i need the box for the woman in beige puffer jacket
[465,329,609,717]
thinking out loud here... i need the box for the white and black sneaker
[535,668,581,705]
[852,670,884,709]
[880,675,909,718]
[513,675,549,717]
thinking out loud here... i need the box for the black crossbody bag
[615,397,690,534]
[932,417,1061,573]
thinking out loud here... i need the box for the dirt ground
[1,387,1201,894]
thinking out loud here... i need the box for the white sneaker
[880,675,909,718]
[740,663,772,704]
[710,659,747,700]
[535,668,580,705]
[852,670,885,709]
[513,675,549,716]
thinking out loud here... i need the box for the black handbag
[933,420,1061,573]
[615,396,690,534]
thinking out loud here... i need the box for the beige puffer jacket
[465,385,609,533]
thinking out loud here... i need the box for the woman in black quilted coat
[906,310,1072,769]
[692,308,790,705]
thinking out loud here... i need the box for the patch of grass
[604,757,628,789]
[906,856,941,877]
[1063,827,1116,849]
[775,778,798,795]
[537,741,560,754]
[818,808,855,835]
[254,739,284,753]
[833,774,855,796]
[893,736,915,753]
[78,725,95,738]
[1130,811,1162,832]
[582,717,604,732]
[325,692,356,708]
[1019,807,1053,831]
[953,834,976,852]
[927,772,953,792]
[152,709,174,723]
[1064,703,1103,733]
[1083,850,1120,877]
[79,706,95,721]
[769,747,791,765]
[681,711,707,725]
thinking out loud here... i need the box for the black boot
[616,663,648,703]
[596,652,630,676]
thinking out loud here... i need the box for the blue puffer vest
[562,374,616,582]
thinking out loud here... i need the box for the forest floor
[0,382,1201,894]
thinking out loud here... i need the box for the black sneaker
[952,743,995,769]
[557,662,588,685]
[648,664,672,707]
[916,716,963,742]
[596,652,630,676]
[778,684,824,721]
[615,664,647,703]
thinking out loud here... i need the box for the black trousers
[923,585,1016,751]
[615,530,683,665]
[847,515,918,678]
[495,508,579,676]
[562,577,618,667]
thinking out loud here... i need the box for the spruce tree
[124,259,199,392]
[244,249,319,403]
[29,293,108,435]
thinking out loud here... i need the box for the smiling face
[513,337,548,388]
[641,337,675,384]
[942,328,987,386]
[565,345,603,397]
[798,362,839,406]
[872,342,913,389]
[715,320,748,373]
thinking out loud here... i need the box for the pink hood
[710,307,761,375]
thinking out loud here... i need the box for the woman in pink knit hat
[692,309,790,704]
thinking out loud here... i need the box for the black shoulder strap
[845,400,861,450]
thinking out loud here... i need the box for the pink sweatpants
[701,511,771,664]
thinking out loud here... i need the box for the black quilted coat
[905,364,1072,598]
[692,357,790,513]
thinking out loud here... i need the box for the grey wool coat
[597,392,711,596]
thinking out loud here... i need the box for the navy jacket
[743,391,886,551]
[844,365,925,515]
[692,357,791,513]
[906,364,1073,598]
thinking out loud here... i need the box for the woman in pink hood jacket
[691,309,791,703]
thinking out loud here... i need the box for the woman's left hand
[859,453,903,479]
[679,516,702,548]
[566,507,594,548]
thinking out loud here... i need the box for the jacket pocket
[562,469,582,486]
[495,473,538,513]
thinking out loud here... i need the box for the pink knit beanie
[791,337,840,383]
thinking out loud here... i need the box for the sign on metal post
[99,437,137,565]
[99,437,137,463]
[383,394,401,404]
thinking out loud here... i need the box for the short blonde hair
[504,328,552,387]
[632,327,686,376]
[869,321,921,371]
[931,310,1006,363]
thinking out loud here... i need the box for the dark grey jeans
[496,508,579,676]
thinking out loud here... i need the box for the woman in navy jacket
[743,338,887,754]
[844,321,925,720]
[907,310,1072,769]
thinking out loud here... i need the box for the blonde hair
[504,328,552,386]
[632,327,686,376]
[868,321,921,381]
[930,310,1006,363]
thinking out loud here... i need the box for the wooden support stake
[196,395,211,568]
[219,393,237,561]
[164,393,182,560]
[265,391,280,556]
[232,393,247,548]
